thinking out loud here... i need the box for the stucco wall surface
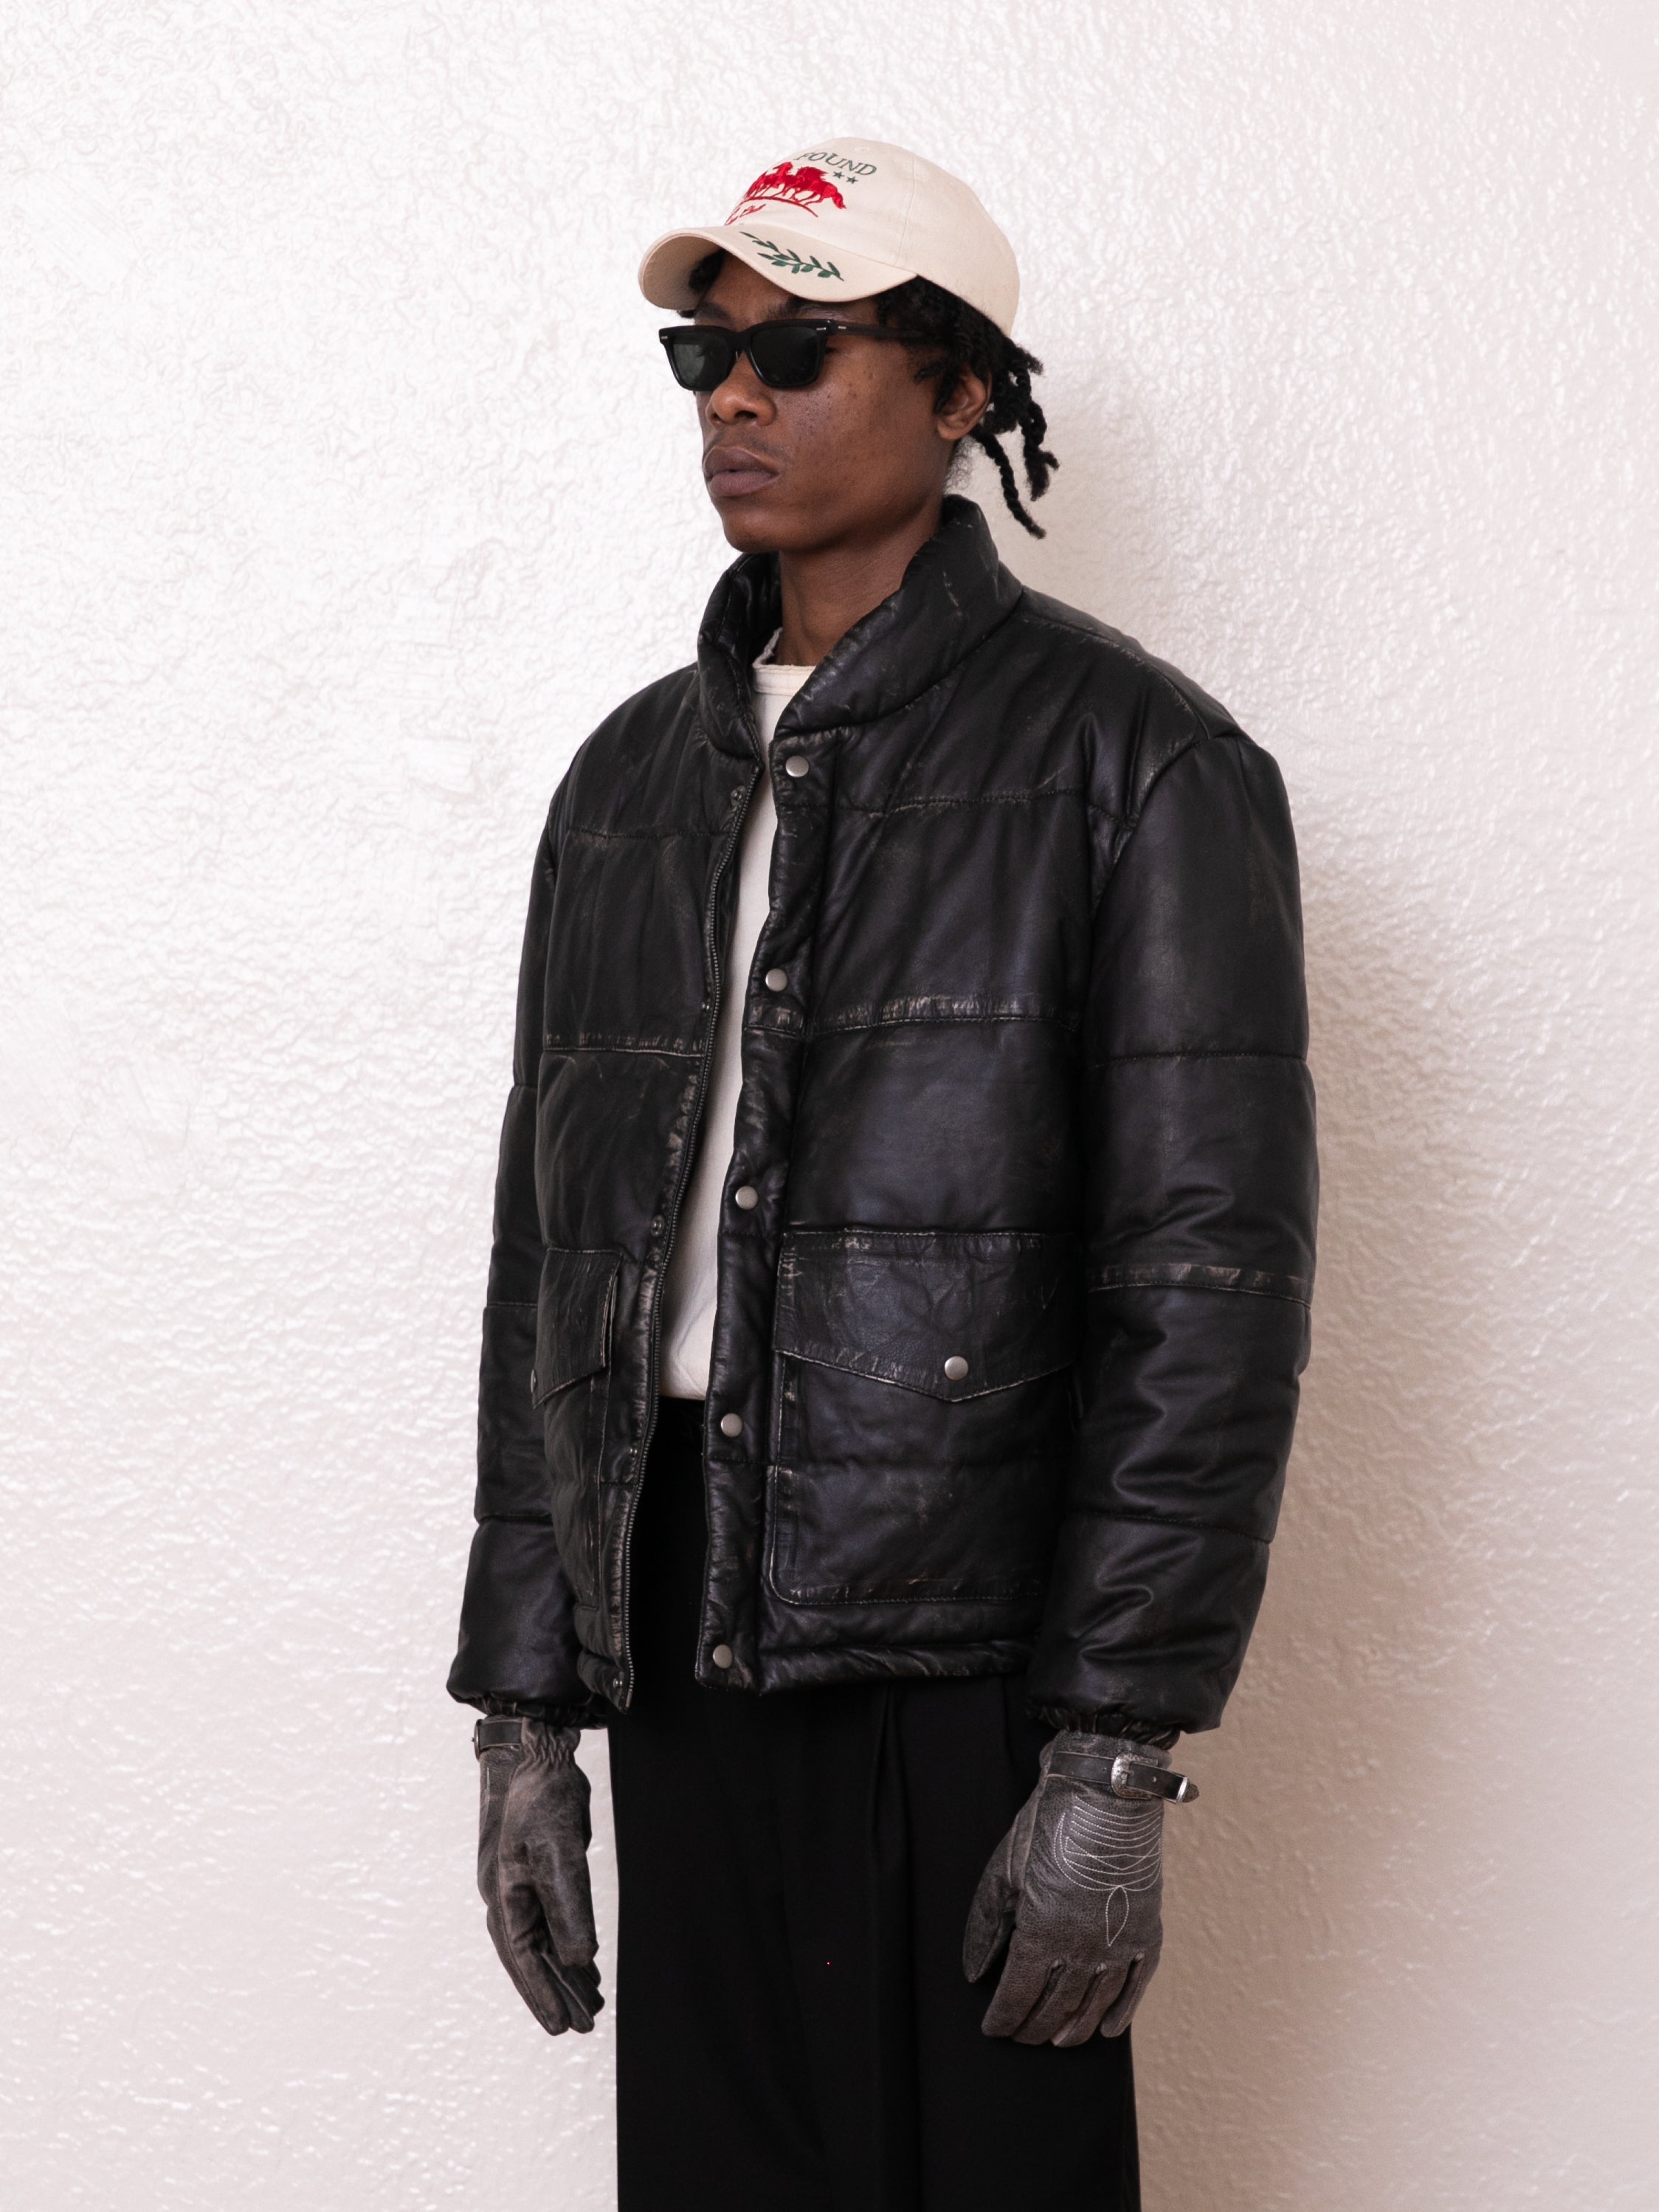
[2,3,1655,2206]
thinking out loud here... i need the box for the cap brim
[639,224,916,312]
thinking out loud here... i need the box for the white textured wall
[3,4,1655,2206]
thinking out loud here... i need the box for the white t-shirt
[658,644,813,1399]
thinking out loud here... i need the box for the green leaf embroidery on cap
[739,232,842,283]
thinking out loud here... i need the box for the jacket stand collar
[695,497,1024,758]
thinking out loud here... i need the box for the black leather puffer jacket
[449,498,1317,1737]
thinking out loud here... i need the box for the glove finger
[979,1941,1063,2040]
[961,1864,1018,1983]
[538,1948,603,2033]
[491,1863,587,2036]
[484,1899,576,2036]
[1097,1945,1161,2039]
[532,1852,599,1972]
[517,1864,602,2033]
[1013,1960,1103,2048]
[1052,1963,1128,2047]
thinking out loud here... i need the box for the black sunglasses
[659,319,928,393]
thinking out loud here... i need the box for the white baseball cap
[638,138,1021,338]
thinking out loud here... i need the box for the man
[449,139,1316,2211]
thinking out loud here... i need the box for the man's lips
[703,444,780,500]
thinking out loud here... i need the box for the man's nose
[704,359,775,424]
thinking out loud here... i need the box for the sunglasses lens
[663,330,737,391]
[748,325,826,388]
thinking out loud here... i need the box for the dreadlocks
[683,252,1059,537]
[873,276,1058,537]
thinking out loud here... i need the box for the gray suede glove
[475,1716,602,2036]
[963,1732,1195,2045]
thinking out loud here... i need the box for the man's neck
[773,495,944,666]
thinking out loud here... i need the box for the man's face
[687,258,980,556]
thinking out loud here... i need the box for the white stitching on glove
[962,1732,1172,2045]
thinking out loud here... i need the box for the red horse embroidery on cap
[728,161,847,222]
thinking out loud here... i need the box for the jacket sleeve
[1027,728,1317,1737]
[447,806,606,1726]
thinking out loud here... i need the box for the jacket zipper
[613,740,760,1705]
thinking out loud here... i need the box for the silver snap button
[764,967,788,992]
[943,1355,970,1382]
[719,1411,742,1439]
[783,755,810,779]
[733,1184,759,1210]
[711,1643,735,1670]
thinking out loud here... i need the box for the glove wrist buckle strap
[1110,1753,1198,1803]
[1048,1736,1199,1802]
[474,1716,527,1756]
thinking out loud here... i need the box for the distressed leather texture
[447,497,1317,1734]
[475,1720,601,2035]
[965,1732,1168,2044]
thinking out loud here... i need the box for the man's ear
[937,366,992,447]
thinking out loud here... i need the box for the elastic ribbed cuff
[475,1692,611,1730]
[1030,1704,1179,1750]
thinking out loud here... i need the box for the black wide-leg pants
[607,1397,1139,2212]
